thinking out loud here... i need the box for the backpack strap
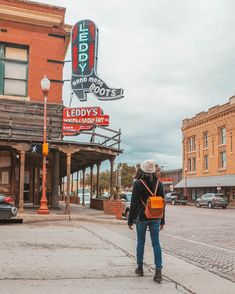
[139,179,159,196]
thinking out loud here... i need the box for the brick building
[0,0,122,212]
[160,168,182,193]
[0,0,70,103]
[175,96,235,204]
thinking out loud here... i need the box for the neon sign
[62,106,109,135]
[71,20,124,101]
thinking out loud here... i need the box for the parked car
[99,192,110,199]
[195,193,228,209]
[78,189,91,205]
[121,192,132,219]
[165,192,187,205]
[0,194,17,218]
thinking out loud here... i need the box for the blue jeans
[136,220,162,269]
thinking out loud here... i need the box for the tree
[120,163,136,188]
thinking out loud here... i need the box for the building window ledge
[0,95,30,101]
[187,151,196,154]
[188,171,196,175]
[202,170,209,174]
[218,168,227,172]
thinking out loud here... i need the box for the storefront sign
[62,106,109,135]
[71,20,124,101]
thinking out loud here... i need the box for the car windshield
[215,194,225,198]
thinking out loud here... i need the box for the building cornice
[182,97,235,131]
[0,4,64,28]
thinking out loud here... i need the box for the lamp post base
[37,208,49,215]
[37,201,50,214]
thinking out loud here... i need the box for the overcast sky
[34,0,235,170]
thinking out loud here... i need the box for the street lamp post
[37,76,50,214]
[184,168,188,200]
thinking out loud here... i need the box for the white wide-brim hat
[140,159,156,173]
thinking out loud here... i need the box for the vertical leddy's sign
[71,20,124,101]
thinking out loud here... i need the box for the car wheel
[125,210,129,220]
[195,201,200,208]
[222,206,227,209]
[208,202,213,209]
[172,200,176,205]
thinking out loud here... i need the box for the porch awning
[175,174,235,188]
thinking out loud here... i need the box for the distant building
[175,96,235,204]
[160,169,182,193]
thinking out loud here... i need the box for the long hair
[134,167,158,183]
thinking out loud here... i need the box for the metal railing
[73,126,121,150]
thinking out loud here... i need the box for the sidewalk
[13,202,235,294]
[17,201,124,225]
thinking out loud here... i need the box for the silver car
[121,192,132,219]
[195,193,228,209]
[0,194,17,218]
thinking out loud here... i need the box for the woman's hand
[160,224,164,231]
[128,225,133,230]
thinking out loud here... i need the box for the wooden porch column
[19,150,25,213]
[82,168,86,206]
[59,177,62,195]
[64,153,71,214]
[90,165,94,201]
[71,173,74,196]
[77,171,79,197]
[62,177,64,197]
[110,158,115,200]
[96,162,101,198]
[51,150,59,208]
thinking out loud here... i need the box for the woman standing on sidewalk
[128,159,165,283]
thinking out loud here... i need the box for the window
[188,157,196,171]
[203,155,208,170]
[188,136,196,151]
[219,151,226,168]
[203,132,208,148]
[0,44,28,96]
[0,152,11,191]
[192,157,196,171]
[219,127,226,145]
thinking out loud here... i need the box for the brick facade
[182,97,235,176]
[181,96,235,202]
[0,0,71,103]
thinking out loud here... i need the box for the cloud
[33,0,235,169]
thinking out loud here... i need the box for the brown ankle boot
[153,268,162,283]
[135,265,144,276]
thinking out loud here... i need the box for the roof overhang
[175,175,235,188]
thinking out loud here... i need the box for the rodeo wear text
[63,117,107,124]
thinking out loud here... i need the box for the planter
[103,200,124,219]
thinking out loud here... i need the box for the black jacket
[128,178,165,226]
